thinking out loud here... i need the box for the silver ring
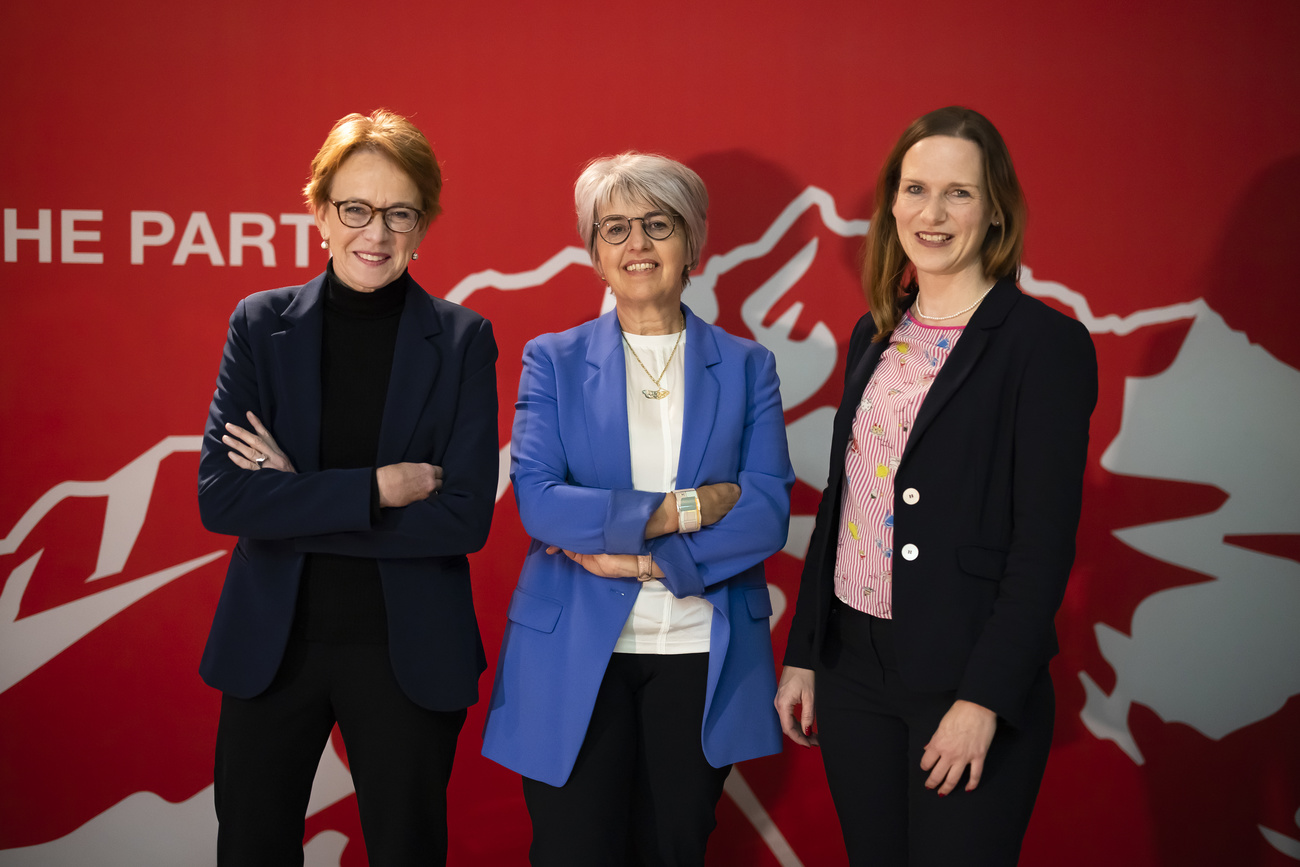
[254,454,267,467]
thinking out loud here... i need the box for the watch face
[675,489,702,531]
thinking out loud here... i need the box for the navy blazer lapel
[832,334,889,475]
[677,306,720,487]
[377,280,441,464]
[583,311,634,490]
[271,274,326,472]
[810,326,887,571]
[901,279,1019,464]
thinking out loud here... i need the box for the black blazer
[784,279,1097,727]
[197,272,499,712]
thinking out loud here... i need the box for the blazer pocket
[957,545,1008,581]
[507,587,564,634]
[745,586,775,620]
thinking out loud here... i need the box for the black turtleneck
[292,263,407,643]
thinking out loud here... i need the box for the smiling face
[314,149,428,292]
[594,193,688,315]
[891,135,995,286]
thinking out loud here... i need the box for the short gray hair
[574,152,708,287]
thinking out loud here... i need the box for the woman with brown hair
[775,106,1097,866]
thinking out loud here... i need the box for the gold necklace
[623,318,684,400]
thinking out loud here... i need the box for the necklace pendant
[642,388,669,400]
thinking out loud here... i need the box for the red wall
[2,1,1298,864]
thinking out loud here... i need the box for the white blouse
[613,329,714,654]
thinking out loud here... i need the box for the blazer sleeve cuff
[369,469,382,524]
[645,534,706,598]
[603,488,663,553]
[956,665,1037,729]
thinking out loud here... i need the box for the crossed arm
[547,482,740,579]
[222,411,441,508]
[511,337,792,594]
[198,298,499,558]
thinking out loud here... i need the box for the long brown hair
[862,106,1026,341]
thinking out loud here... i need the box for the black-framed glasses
[330,200,424,233]
[594,211,679,245]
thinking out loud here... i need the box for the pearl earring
[320,240,328,249]
[411,252,419,261]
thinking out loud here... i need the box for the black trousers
[214,639,466,866]
[522,652,732,867]
[816,603,1054,867]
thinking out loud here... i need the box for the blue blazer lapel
[271,274,326,472]
[902,280,1018,464]
[676,306,720,487]
[377,280,441,464]
[583,311,634,490]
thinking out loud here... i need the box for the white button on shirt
[833,314,962,618]
[900,543,919,561]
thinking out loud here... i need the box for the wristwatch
[674,488,701,533]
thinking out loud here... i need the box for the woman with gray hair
[482,152,794,865]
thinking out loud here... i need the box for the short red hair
[303,109,442,225]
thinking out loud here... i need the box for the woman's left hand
[223,411,297,473]
[546,547,657,581]
[920,699,997,795]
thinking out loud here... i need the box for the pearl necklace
[913,284,995,322]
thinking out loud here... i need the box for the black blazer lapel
[377,282,442,465]
[901,280,1019,465]
[271,275,326,472]
[811,329,889,562]
[831,336,889,479]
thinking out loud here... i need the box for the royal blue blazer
[197,271,499,712]
[481,305,794,786]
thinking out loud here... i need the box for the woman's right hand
[223,411,297,473]
[775,665,818,747]
[377,463,443,508]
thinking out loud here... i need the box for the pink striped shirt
[834,313,963,617]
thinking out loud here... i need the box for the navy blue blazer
[784,280,1097,727]
[197,271,498,712]
[481,306,793,785]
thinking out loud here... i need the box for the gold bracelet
[637,554,654,582]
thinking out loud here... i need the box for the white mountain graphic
[5,189,1297,863]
